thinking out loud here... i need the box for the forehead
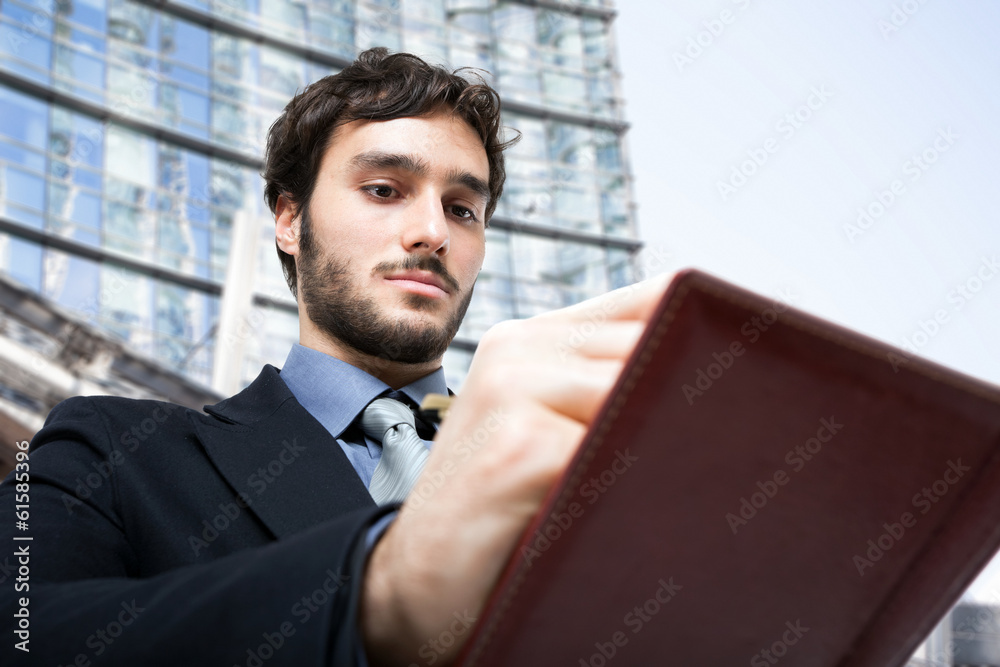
[322,112,489,179]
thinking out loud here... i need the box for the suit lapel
[193,365,376,540]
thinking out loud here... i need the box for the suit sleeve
[0,397,394,667]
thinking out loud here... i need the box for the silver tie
[360,397,430,505]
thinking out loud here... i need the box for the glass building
[2,3,999,663]
[0,0,641,394]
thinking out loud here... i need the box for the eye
[363,184,396,199]
[449,205,479,223]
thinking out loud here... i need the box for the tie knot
[360,397,417,442]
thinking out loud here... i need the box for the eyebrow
[447,168,491,207]
[348,151,429,177]
[348,150,491,206]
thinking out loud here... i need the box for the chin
[399,299,442,314]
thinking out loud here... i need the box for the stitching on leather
[464,273,1000,664]
[832,440,1000,667]
[694,279,1000,405]
[690,275,1000,664]
[464,281,693,664]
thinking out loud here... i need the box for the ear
[274,194,300,257]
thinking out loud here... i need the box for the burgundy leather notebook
[456,269,1000,667]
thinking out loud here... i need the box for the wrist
[360,527,416,667]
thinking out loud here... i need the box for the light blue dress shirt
[279,343,445,489]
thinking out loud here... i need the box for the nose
[400,192,449,257]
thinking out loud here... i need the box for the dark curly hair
[263,47,517,296]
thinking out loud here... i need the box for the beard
[296,206,474,365]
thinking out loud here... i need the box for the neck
[298,325,442,390]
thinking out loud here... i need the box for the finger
[549,321,645,361]
[527,357,624,425]
[534,272,674,324]
[481,319,645,366]
[454,401,588,509]
[414,398,588,521]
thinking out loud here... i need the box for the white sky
[617,0,1000,603]
[618,0,999,383]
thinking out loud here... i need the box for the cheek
[460,243,486,286]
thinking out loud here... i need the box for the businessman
[0,48,666,666]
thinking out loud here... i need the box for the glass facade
[0,0,638,390]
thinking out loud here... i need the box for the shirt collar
[279,343,448,439]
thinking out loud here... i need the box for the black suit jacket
[0,365,395,666]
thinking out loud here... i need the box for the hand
[360,274,672,666]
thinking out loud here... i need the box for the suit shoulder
[46,394,197,425]
[37,395,201,449]
[31,396,210,463]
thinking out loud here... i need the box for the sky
[617,0,1000,385]
[617,0,1000,604]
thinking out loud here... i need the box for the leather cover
[456,269,1000,667]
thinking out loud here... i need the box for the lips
[384,270,451,297]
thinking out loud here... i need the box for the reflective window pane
[581,17,609,60]
[505,113,546,161]
[0,235,42,291]
[261,0,306,40]
[98,264,153,346]
[3,166,45,214]
[1,2,54,77]
[57,0,108,32]
[106,125,155,187]
[161,16,209,70]
[0,87,49,149]
[52,108,105,170]
[53,43,106,94]
[43,249,100,316]
[356,1,402,51]
[494,3,535,44]
[548,122,594,167]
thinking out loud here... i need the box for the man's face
[291,111,489,365]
